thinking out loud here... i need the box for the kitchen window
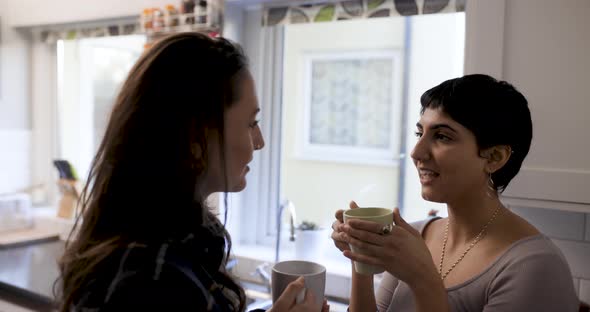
[225,10,464,265]
[56,35,145,180]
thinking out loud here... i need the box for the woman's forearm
[348,264,376,312]
[410,275,450,312]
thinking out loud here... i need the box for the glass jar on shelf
[197,0,208,24]
[152,8,165,31]
[181,0,196,25]
[141,8,153,32]
[165,4,180,28]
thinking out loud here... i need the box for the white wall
[0,1,33,195]
[0,131,31,194]
[282,18,405,227]
[0,2,31,130]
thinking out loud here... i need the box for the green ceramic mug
[343,207,394,275]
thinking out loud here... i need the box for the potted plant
[295,220,326,261]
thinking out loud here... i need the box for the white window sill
[232,243,353,278]
[231,242,386,302]
[231,242,360,301]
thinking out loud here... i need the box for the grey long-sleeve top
[376,218,580,312]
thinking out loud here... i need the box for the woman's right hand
[267,277,325,312]
[330,201,359,252]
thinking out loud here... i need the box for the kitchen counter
[0,239,351,312]
[0,240,62,311]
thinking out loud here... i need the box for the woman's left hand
[321,298,330,312]
[339,208,439,287]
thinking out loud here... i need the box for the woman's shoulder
[483,235,579,310]
[494,211,565,268]
[494,234,570,270]
[409,216,442,236]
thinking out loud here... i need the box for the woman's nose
[411,137,429,162]
[254,128,265,150]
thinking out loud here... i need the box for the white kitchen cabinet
[465,0,590,212]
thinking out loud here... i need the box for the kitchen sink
[242,281,272,310]
[241,281,349,311]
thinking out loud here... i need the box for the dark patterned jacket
[72,229,247,312]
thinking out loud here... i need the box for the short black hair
[420,74,533,193]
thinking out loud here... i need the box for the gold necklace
[438,205,502,280]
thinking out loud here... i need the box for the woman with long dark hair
[57,33,322,312]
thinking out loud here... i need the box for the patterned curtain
[263,0,466,26]
[39,22,140,45]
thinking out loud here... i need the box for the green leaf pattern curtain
[39,23,140,45]
[263,0,466,26]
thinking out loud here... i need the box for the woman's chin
[421,190,445,203]
[229,179,247,193]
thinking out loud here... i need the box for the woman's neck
[445,190,505,247]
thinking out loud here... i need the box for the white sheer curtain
[223,12,285,247]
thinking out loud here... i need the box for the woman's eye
[249,120,260,128]
[414,132,423,138]
[435,133,451,141]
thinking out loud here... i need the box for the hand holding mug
[341,206,394,274]
[340,208,438,286]
[270,261,328,312]
[331,201,360,252]
[268,277,329,312]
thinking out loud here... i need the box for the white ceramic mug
[271,260,326,311]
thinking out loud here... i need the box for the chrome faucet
[286,200,297,242]
[275,199,297,263]
[254,263,272,293]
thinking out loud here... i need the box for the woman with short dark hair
[332,74,579,312]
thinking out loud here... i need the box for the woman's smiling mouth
[418,168,439,184]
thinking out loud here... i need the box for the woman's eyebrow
[416,122,457,133]
[430,124,457,133]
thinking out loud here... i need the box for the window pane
[310,58,393,149]
[57,35,145,180]
[281,18,405,243]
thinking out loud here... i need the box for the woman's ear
[481,145,512,173]
[191,143,203,158]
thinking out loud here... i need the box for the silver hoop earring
[487,172,497,197]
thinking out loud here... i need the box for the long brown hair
[56,33,248,311]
